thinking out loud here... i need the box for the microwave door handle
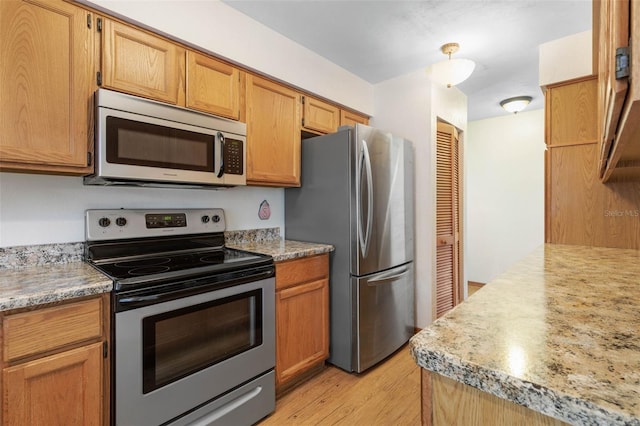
[217,132,225,178]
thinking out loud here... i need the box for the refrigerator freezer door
[353,125,414,276]
[353,262,415,373]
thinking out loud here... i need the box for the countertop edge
[409,340,637,426]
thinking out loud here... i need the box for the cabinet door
[186,51,240,120]
[275,279,329,386]
[546,78,598,147]
[340,109,369,127]
[596,0,629,176]
[601,0,640,181]
[3,342,103,426]
[302,95,340,134]
[102,19,185,105]
[0,0,93,174]
[246,75,301,186]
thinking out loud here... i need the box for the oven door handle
[118,294,163,307]
[117,268,275,309]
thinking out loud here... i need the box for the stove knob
[115,217,127,227]
[212,215,220,223]
[201,215,210,223]
[98,217,111,228]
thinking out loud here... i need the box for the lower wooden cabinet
[275,254,329,393]
[4,342,103,425]
[1,295,109,425]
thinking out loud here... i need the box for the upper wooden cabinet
[0,0,94,175]
[340,109,369,127]
[246,74,301,186]
[596,0,640,181]
[302,95,340,134]
[101,18,185,106]
[545,77,598,147]
[186,50,241,120]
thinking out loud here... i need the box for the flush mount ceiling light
[427,42,476,88]
[500,96,533,114]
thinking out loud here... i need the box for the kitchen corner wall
[465,110,546,284]
[0,173,284,246]
[372,70,467,329]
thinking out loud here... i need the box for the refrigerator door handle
[367,265,410,285]
[359,140,374,258]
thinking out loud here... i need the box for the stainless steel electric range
[84,208,275,426]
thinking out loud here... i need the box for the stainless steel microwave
[84,89,246,188]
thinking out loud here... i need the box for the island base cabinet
[421,370,568,426]
[3,342,103,426]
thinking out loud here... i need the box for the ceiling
[221,0,592,121]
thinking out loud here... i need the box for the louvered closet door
[435,122,462,318]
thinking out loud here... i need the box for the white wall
[0,173,283,246]
[465,109,545,284]
[80,0,374,115]
[539,30,592,87]
[373,70,467,328]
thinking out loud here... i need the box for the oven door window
[106,116,215,172]
[142,289,262,394]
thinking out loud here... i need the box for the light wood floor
[259,345,421,425]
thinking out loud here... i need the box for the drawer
[3,297,103,363]
[275,254,329,290]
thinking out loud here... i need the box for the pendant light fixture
[427,42,475,88]
[500,96,533,114]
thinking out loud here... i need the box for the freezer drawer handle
[367,266,410,285]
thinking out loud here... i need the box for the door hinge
[87,151,92,166]
[616,46,630,79]
[96,71,102,86]
[103,341,108,358]
[87,13,92,29]
[96,17,102,32]
[301,95,305,105]
[302,117,305,126]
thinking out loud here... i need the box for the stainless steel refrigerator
[285,124,415,373]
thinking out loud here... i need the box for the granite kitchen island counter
[410,244,640,425]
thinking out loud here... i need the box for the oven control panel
[86,208,226,241]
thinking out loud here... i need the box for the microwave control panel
[224,138,244,175]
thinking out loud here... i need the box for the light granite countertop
[0,262,112,312]
[410,244,640,426]
[0,230,333,312]
[227,239,334,262]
